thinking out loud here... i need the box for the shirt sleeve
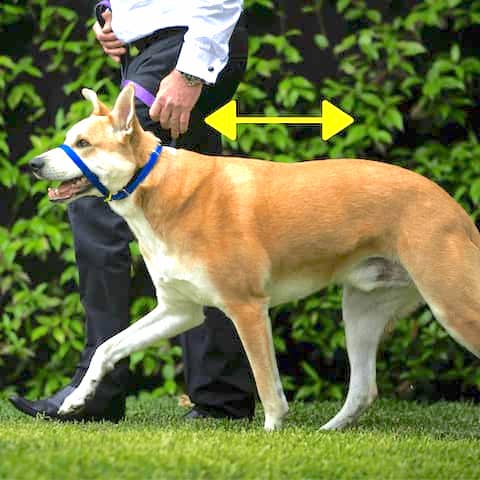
[175,0,243,85]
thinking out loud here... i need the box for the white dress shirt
[110,0,243,84]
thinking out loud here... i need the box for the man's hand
[149,70,203,139]
[93,10,126,63]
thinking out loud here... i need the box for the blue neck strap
[58,143,162,201]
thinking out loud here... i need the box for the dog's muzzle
[29,152,93,203]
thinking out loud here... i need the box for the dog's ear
[110,84,136,138]
[81,88,110,116]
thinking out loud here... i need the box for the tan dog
[30,85,480,430]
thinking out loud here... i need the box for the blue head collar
[58,143,162,201]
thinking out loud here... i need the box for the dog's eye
[75,139,91,148]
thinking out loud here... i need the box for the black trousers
[67,20,255,417]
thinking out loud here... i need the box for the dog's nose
[29,156,45,172]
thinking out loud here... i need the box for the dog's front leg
[58,300,203,417]
[225,300,288,431]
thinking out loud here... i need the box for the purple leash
[121,81,177,147]
[121,80,156,108]
[121,80,176,147]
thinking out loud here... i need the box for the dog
[29,85,480,430]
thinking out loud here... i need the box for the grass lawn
[0,396,479,479]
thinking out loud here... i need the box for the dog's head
[30,85,144,203]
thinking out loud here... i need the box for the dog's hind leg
[321,284,422,430]
[58,300,204,416]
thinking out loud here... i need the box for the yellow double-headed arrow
[205,100,354,141]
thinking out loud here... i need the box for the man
[11,0,254,422]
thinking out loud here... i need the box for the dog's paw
[58,389,89,416]
[264,415,283,431]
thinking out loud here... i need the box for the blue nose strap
[58,144,109,196]
[58,143,162,201]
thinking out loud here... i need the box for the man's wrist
[177,70,205,87]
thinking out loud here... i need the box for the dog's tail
[398,207,480,359]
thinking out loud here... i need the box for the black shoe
[183,406,252,421]
[10,384,126,423]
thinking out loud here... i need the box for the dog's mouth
[48,176,93,202]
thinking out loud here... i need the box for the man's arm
[149,0,243,139]
[176,0,243,84]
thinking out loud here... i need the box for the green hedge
[1,0,479,402]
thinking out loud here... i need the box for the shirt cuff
[175,39,227,85]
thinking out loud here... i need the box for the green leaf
[162,364,175,380]
[31,325,49,341]
[7,85,25,109]
[40,40,58,51]
[470,179,480,203]
[334,34,356,54]
[301,361,321,381]
[438,77,465,91]
[56,6,78,21]
[0,55,16,69]
[371,129,393,144]
[384,108,404,131]
[360,92,383,109]
[53,327,65,343]
[358,30,373,47]
[398,41,427,56]
[314,34,329,50]
[450,44,460,63]
[344,125,368,146]
[337,0,352,13]
[366,9,382,24]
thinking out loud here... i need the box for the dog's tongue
[48,177,90,200]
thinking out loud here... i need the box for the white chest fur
[109,199,218,306]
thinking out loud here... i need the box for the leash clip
[104,192,112,202]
